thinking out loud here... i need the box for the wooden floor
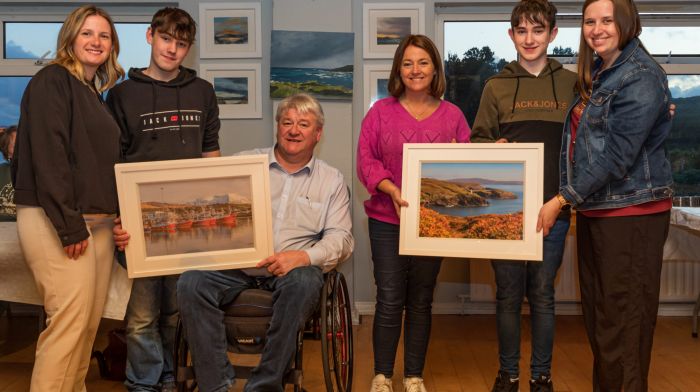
[2,309,700,391]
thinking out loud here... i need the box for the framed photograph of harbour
[270,30,354,100]
[199,3,261,58]
[363,3,425,58]
[115,155,273,278]
[399,143,544,261]
[363,63,391,113]
[200,63,262,119]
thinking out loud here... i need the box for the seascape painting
[419,162,524,240]
[270,30,354,100]
[214,16,248,44]
[213,77,248,105]
[138,176,254,257]
[376,16,411,45]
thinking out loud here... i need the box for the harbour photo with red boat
[138,176,254,257]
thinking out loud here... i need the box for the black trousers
[577,210,670,392]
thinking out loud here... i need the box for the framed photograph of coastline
[200,63,262,119]
[199,2,262,58]
[115,155,274,278]
[363,63,391,113]
[399,143,544,261]
[363,3,425,59]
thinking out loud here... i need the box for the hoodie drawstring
[176,85,185,145]
[511,77,520,114]
[150,82,158,140]
[549,63,559,110]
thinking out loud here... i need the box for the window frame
[0,13,152,75]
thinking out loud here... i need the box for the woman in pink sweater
[357,34,471,392]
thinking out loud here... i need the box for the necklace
[403,98,434,120]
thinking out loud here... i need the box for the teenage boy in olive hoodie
[106,7,220,392]
[471,1,574,391]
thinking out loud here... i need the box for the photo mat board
[200,63,262,119]
[199,2,262,58]
[399,143,544,261]
[363,3,425,58]
[115,155,274,278]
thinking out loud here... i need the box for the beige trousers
[17,206,115,392]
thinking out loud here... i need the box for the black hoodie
[106,66,221,163]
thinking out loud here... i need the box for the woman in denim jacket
[537,0,673,390]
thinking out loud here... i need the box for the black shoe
[529,375,553,392]
[492,371,519,392]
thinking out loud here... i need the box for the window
[438,7,700,200]
[0,14,151,128]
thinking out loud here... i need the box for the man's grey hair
[275,93,325,127]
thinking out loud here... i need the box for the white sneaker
[403,377,427,392]
[370,374,394,392]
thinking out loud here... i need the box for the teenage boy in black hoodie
[106,7,220,392]
[471,1,573,391]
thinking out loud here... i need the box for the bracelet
[555,193,570,208]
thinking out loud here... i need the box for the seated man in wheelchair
[116,93,353,392]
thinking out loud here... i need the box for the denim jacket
[559,38,673,210]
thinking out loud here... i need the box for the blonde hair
[576,0,641,102]
[53,5,124,92]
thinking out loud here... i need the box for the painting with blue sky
[270,30,354,100]
[213,77,248,105]
[419,162,524,240]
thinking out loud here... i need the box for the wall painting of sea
[270,30,354,100]
[213,77,248,105]
[139,176,254,257]
[214,16,248,44]
[419,162,524,240]
[377,78,389,101]
[377,16,411,45]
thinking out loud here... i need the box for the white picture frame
[115,155,274,278]
[199,2,262,58]
[200,63,262,119]
[363,63,392,113]
[363,2,425,59]
[399,143,544,261]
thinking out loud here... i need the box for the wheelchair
[174,270,353,392]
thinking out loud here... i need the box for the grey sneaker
[403,376,427,392]
[529,375,553,392]
[492,371,519,392]
[370,374,394,392]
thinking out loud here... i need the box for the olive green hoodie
[471,58,577,202]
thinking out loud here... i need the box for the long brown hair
[53,5,124,92]
[576,0,641,102]
[388,34,446,99]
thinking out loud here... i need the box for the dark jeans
[368,218,442,378]
[492,217,570,379]
[124,275,179,391]
[177,267,323,392]
[577,211,670,392]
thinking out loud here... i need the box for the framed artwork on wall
[115,155,274,278]
[399,143,544,261]
[199,2,262,58]
[363,63,391,113]
[363,2,425,58]
[200,63,262,119]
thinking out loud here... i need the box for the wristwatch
[555,193,571,209]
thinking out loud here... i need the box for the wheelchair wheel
[174,320,198,392]
[320,271,353,392]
